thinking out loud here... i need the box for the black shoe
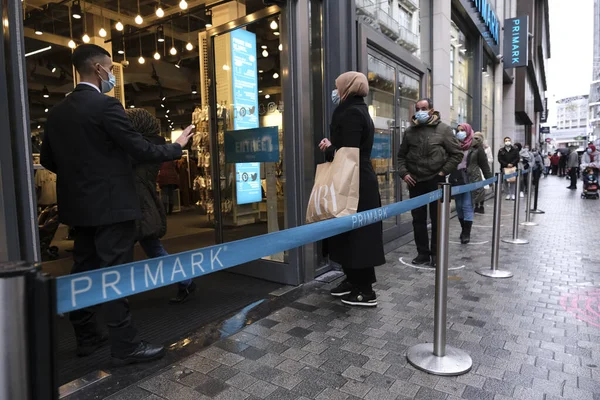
[76,333,108,357]
[430,256,437,268]
[567,186,577,190]
[412,254,430,265]
[170,281,196,304]
[111,341,166,366]
[474,206,484,214]
[461,221,472,244]
[341,291,377,307]
[331,279,354,297]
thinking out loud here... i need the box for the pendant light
[179,0,188,10]
[81,1,90,43]
[270,20,278,30]
[156,0,164,17]
[272,72,279,79]
[153,32,161,60]
[42,86,50,98]
[34,21,43,35]
[68,6,76,48]
[138,34,145,64]
[191,84,197,95]
[98,9,107,37]
[169,21,177,55]
[135,0,143,25]
[115,0,123,31]
[71,0,82,19]
[262,49,268,58]
[157,25,165,43]
[185,13,193,51]
[204,9,212,28]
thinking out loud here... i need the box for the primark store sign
[469,0,500,47]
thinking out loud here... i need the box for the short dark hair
[72,44,111,75]
[504,136,512,141]
[416,98,433,109]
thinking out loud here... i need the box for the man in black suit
[41,44,194,364]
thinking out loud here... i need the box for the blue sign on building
[503,16,529,69]
[470,0,500,45]
[236,162,262,205]
[231,29,259,130]
[372,134,391,159]
[224,126,280,163]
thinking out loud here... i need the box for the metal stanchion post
[477,173,513,278]
[520,169,538,226]
[502,170,529,245]
[406,183,472,376]
[530,171,545,214]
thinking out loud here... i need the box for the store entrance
[365,49,421,242]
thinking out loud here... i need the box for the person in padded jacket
[397,98,463,268]
[498,137,520,200]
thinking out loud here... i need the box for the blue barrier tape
[55,189,443,314]
[503,172,518,181]
[451,176,497,196]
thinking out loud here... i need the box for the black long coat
[325,96,386,270]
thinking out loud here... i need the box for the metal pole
[406,183,472,376]
[521,169,538,226]
[477,173,513,278]
[502,170,529,244]
[530,171,545,214]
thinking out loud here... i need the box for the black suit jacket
[40,84,182,227]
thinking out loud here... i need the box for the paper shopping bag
[504,167,517,183]
[306,147,360,223]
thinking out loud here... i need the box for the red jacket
[157,161,179,186]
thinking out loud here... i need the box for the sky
[545,0,595,125]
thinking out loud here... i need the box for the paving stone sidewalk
[107,176,600,400]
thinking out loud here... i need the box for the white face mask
[331,89,340,105]
[97,65,116,94]
[504,141,511,147]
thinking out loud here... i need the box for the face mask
[587,148,593,154]
[456,131,467,142]
[415,110,430,123]
[331,89,340,105]
[524,147,529,151]
[504,141,511,147]
[98,65,116,94]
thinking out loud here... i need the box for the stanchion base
[520,221,538,226]
[406,343,472,376]
[530,209,545,214]
[476,268,513,278]
[501,238,529,244]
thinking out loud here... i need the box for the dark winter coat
[324,96,385,270]
[467,137,493,204]
[157,161,180,186]
[497,146,520,169]
[397,112,464,182]
[135,135,167,241]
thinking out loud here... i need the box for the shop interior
[24,0,289,385]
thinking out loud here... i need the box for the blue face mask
[456,131,467,142]
[331,89,340,105]
[588,148,593,154]
[98,65,116,94]
[415,110,430,123]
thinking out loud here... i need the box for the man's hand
[507,164,514,168]
[175,125,195,148]
[403,174,416,187]
[438,172,445,176]
[319,138,332,152]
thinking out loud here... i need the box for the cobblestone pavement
[106,176,600,400]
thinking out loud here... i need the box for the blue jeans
[455,192,474,222]
[139,238,192,287]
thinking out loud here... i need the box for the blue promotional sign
[230,29,259,130]
[469,0,500,45]
[224,126,280,163]
[372,134,391,159]
[503,16,529,69]
[236,162,261,205]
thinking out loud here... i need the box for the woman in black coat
[318,71,385,307]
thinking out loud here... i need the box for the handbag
[449,169,468,187]
[504,167,517,182]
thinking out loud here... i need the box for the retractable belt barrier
[55,176,501,314]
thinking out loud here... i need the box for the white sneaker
[511,194,516,200]
[505,195,511,200]
[520,192,525,198]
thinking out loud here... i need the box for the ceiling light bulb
[222,64,230,71]
[258,70,263,73]
[273,31,280,36]
[37,125,41,129]
[68,40,76,49]
[82,33,90,43]
[154,52,161,60]
[42,86,50,98]
[262,49,269,57]
[191,84,197,94]
[279,44,282,51]
[179,0,188,10]
[99,27,107,37]
[44,108,49,113]
[270,20,278,30]
[265,94,270,99]
[130,104,135,108]
[186,42,193,51]
[138,56,145,64]
[34,22,43,35]
[135,15,143,25]
[116,21,124,31]
[170,47,177,56]
[272,72,279,79]
[156,7,164,18]
[118,49,125,55]
[261,45,267,49]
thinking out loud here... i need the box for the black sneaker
[76,333,109,357]
[430,256,437,268]
[412,254,430,265]
[330,280,354,297]
[341,291,377,307]
[169,281,197,304]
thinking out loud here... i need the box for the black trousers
[344,267,376,293]
[569,168,578,188]
[408,176,443,257]
[69,220,138,353]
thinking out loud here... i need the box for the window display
[450,21,473,128]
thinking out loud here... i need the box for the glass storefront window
[481,57,495,145]
[449,21,473,128]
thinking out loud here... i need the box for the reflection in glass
[449,21,473,128]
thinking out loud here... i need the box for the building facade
[589,0,600,144]
[550,95,590,149]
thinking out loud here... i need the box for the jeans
[454,192,474,222]
[139,237,192,287]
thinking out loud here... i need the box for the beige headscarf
[336,71,369,101]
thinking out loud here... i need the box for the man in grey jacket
[397,98,463,267]
[567,147,580,190]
